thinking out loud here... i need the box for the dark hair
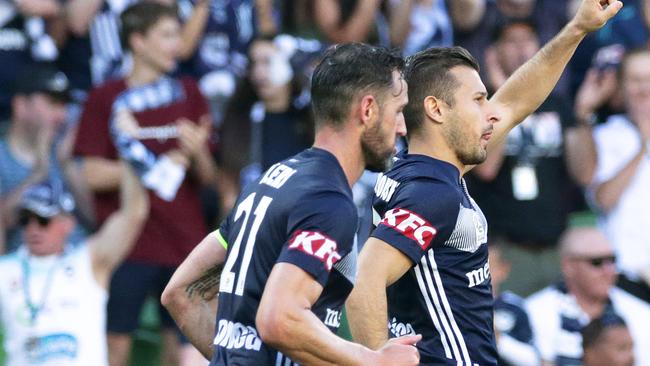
[582,313,628,349]
[310,43,404,129]
[120,2,178,51]
[403,47,479,135]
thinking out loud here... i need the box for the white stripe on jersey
[418,255,462,361]
[275,352,298,366]
[414,262,453,359]
[426,250,473,365]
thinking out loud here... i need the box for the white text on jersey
[324,308,341,328]
[288,231,341,271]
[380,208,437,249]
[213,320,262,351]
[466,261,491,288]
[374,173,400,202]
[260,163,296,189]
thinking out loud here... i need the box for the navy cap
[13,63,71,103]
[19,180,75,218]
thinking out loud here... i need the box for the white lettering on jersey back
[466,261,491,288]
[260,163,296,189]
[380,208,437,249]
[374,173,400,202]
[213,320,262,351]
[324,308,342,328]
[288,231,341,271]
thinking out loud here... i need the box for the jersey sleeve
[371,180,460,264]
[277,191,357,287]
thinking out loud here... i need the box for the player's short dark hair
[311,43,404,129]
[582,313,628,349]
[120,2,178,52]
[403,47,479,135]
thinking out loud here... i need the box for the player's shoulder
[383,175,462,214]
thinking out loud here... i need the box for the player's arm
[88,162,149,287]
[161,231,227,360]
[346,237,413,349]
[485,0,622,155]
[256,262,420,366]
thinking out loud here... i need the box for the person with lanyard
[0,161,148,366]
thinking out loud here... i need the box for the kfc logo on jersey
[288,231,342,271]
[379,208,437,249]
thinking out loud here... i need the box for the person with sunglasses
[0,162,148,366]
[525,226,650,366]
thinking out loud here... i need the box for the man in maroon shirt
[73,3,217,365]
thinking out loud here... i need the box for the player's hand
[371,334,421,366]
[570,0,623,34]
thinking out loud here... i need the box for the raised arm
[256,262,420,366]
[161,231,227,359]
[488,0,622,150]
[346,237,414,349]
[88,162,149,287]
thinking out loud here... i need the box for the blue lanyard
[21,254,63,326]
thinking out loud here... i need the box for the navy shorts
[106,261,178,334]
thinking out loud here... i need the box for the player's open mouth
[481,132,492,141]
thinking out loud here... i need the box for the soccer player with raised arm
[345,1,623,365]
[162,43,421,366]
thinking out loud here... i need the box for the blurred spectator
[454,0,571,97]
[590,47,650,301]
[312,0,387,44]
[526,227,650,366]
[0,63,92,254]
[72,3,217,365]
[0,0,60,121]
[582,314,635,366]
[388,0,484,55]
[570,0,649,95]
[61,0,137,93]
[0,162,148,366]
[468,19,580,293]
[218,34,314,210]
[489,235,540,366]
[175,0,259,124]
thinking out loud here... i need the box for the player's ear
[358,94,378,128]
[424,95,445,124]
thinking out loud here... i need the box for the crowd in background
[0,0,649,365]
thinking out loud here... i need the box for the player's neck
[313,127,364,187]
[408,134,465,177]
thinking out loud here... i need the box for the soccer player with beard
[162,43,421,366]
[346,1,623,365]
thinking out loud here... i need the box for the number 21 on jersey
[220,193,273,296]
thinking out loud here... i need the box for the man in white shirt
[590,47,650,293]
[0,162,148,366]
[526,226,650,366]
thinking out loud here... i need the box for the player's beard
[361,117,393,173]
[444,116,487,166]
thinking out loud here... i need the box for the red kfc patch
[379,208,437,249]
[288,231,342,271]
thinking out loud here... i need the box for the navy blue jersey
[494,292,537,366]
[372,152,496,366]
[210,148,357,366]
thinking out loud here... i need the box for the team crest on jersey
[288,231,341,271]
[379,208,437,249]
